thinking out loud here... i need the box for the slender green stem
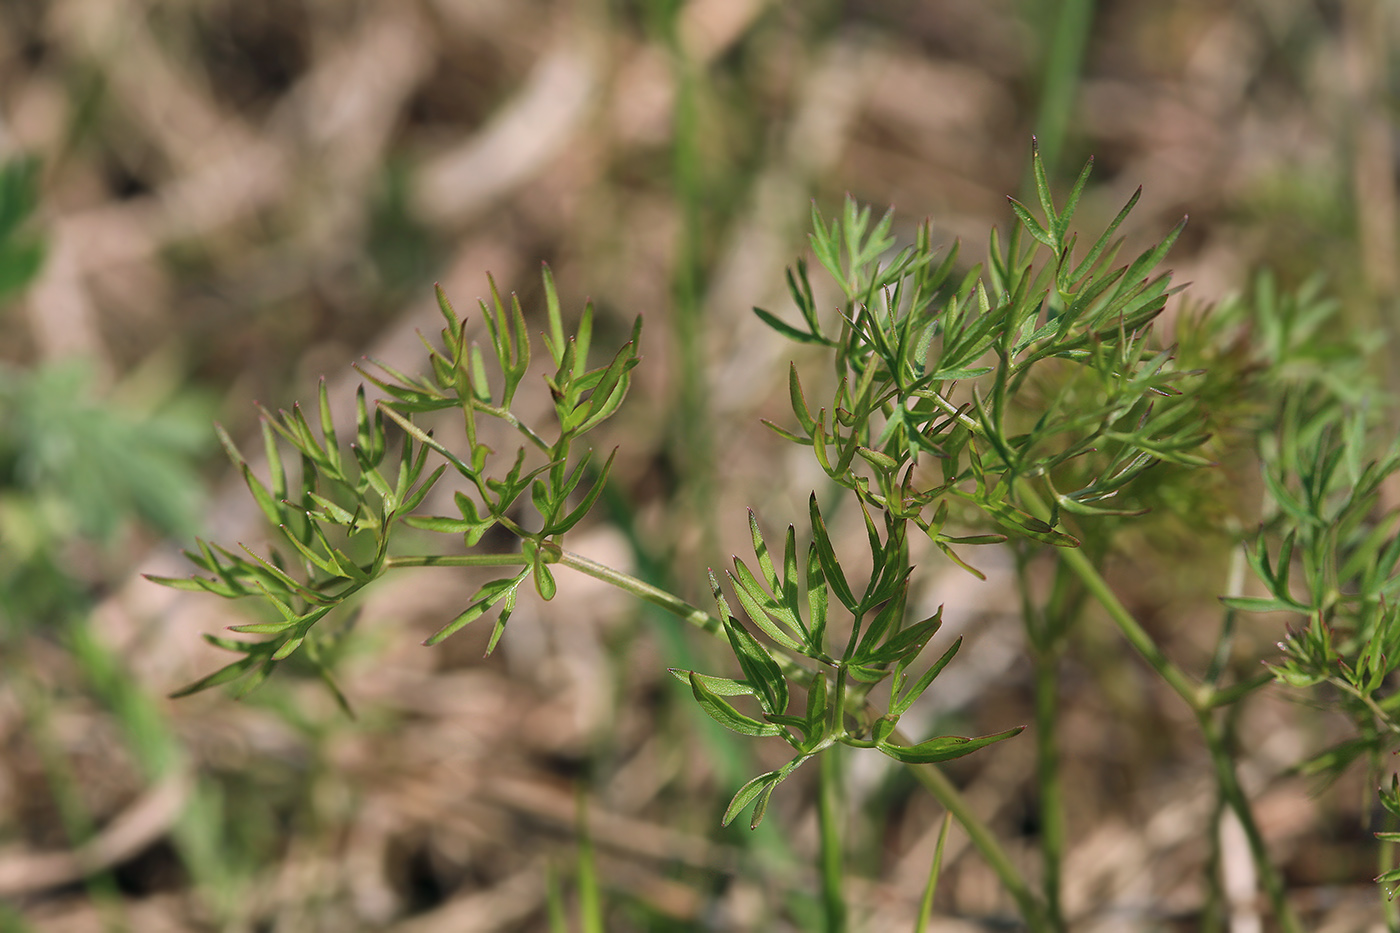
[476,401,552,453]
[545,863,569,933]
[817,746,848,933]
[915,812,954,933]
[1016,549,1070,932]
[1089,568,1303,930]
[1196,710,1303,933]
[902,755,1054,933]
[558,549,836,687]
[1383,812,1400,932]
[1059,539,1202,703]
[1200,785,1227,933]
[385,548,726,637]
[1032,650,1066,932]
[1207,671,1274,709]
[659,11,720,567]
[559,549,722,637]
[923,387,988,434]
[1017,487,1205,708]
[1330,676,1400,738]
[1027,0,1096,181]
[1205,534,1249,686]
[575,793,604,933]
[386,553,530,569]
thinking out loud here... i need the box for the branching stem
[1010,489,1303,932]
[1197,710,1303,933]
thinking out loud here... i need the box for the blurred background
[0,0,1397,930]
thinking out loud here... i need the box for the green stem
[1018,487,1204,707]
[904,757,1055,933]
[575,792,604,933]
[1060,540,1202,703]
[1383,812,1400,932]
[560,549,820,684]
[660,12,720,567]
[1016,549,1070,932]
[1028,0,1096,181]
[1197,710,1303,933]
[1205,533,1249,686]
[1200,785,1227,933]
[386,553,530,569]
[818,746,848,933]
[476,401,552,454]
[387,547,724,639]
[1331,676,1400,738]
[558,549,722,637]
[1033,650,1066,931]
[915,812,954,933]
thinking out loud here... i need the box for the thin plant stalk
[1383,814,1400,933]
[914,812,954,933]
[1032,650,1067,932]
[545,863,568,933]
[657,7,720,568]
[1055,541,1203,705]
[1204,541,1249,687]
[598,481,763,792]
[1026,0,1095,181]
[1200,789,1227,933]
[1017,553,1078,933]
[1080,548,1302,931]
[1081,560,1301,931]
[818,744,848,933]
[576,794,604,933]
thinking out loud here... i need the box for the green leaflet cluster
[150,267,640,702]
[1243,405,1400,700]
[673,499,1022,829]
[759,144,1210,575]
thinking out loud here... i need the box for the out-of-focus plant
[0,155,251,924]
[1197,273,1400,901]
[0,156,44,303]
[160,142,1400,931]
[0,154,207,626]
[0,362,208,621]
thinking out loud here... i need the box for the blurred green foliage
[0,155,210,630]
[0,156,44,303]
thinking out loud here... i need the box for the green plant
[159,142,1399,930]
[1199,273,1400,897]
[0,156,44,303]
